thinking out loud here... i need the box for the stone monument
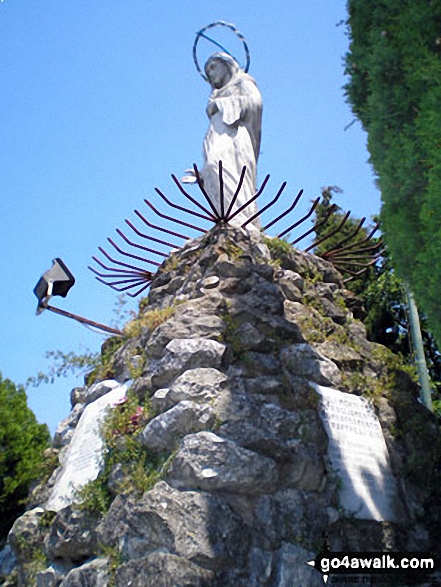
[46,382,128,512]
[184,23,262,229]
[201,52,262,228]
[314,383,399,522]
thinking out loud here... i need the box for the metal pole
[404,282,433,411]
[42,304,124,337]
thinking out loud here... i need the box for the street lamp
[34,258,123,337]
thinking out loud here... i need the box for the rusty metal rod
[320,217,366,257]
[326,254,377,263]
[327,244,385,262]
[171,174,218,220]
[193,164,222,221]
[334,255,381,275]
[95,276,151,293]
[90,257,149,276]
[89,265,150,280]
[154,187,213,222]
[262,189,304,232]
[42,303,123,336]
[108,238,161,266]
[327,240,383,259]
[277,198,321,239]
[219,161,225,219]
[333,260,377,268]
[225,166,247,219]
[227,174,270,222]
[126,281,152,298]
[97,277,149,291]
[242,181,287,228]
[125,219,177,249]
[92,255,146,275]
[290,203,337,244]
[323,223,380,257]
[135,209,189,240]
[304,211,351,253]
[144,199,205,233]
[98,247,157,273]
[116,228,168,258]
[100,276,150,287]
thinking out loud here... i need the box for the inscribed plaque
[46,382,128,512]
[314,383,399,522]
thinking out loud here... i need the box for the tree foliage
[0,375,50,542]
[344,0,441,346]
[313,190,441,411]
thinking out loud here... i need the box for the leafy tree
[0,375,50,543]
[344,0,441,346]
[312,190,441,410]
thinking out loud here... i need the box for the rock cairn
[2,226,440,586]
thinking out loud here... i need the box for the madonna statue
[201,52,262,229]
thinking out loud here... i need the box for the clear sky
[0,0,381,435]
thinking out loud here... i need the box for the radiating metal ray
[227,174,270,222]
[219,161,225,219]
[242,182,287,228]
[92,255,153,277]
[95,276,151,294]
[262,189,304,232]
[171,174,217,220]
[304,211,351,253]
[144,199,205,233]
[225,166,247,218]
[125,219,177,249]
[134,209,189,240]
[88,266,148,280]
[193,164,222,220]
[154,187,213,222]
[320,217,366,255]
[322,223,380,258]
[290,203,337,244]
[107,238,161,266]
[91,162,383,297]
[98,247,157,273]
[116,229,168,258]
[328,240,383,260]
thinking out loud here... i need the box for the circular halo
[193,21,250,81]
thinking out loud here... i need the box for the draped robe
[201,71,262,229]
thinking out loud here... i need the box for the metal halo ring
[193,21,251,81]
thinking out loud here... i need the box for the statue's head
[204,52,239,89]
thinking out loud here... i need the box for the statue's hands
[206,101,219,118]
[181,168,197,184]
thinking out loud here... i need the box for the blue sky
[0,0,381,435]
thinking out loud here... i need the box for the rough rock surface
[3,225,441,587]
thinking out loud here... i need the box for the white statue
[196,52,263,229]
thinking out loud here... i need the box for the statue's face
[205,59,232,89]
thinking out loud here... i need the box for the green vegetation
[26,349,100,388]
[123,304,178,339]
[26,294,140,388]
[85,337,125,385]
[263,236,293,261]
[312,190,441,413]
[344,0,441,346]
[76,392,171,515]
[26,297,181,390]
[98,543,123,587]
[220,312,246,358]
[0,375,50,543]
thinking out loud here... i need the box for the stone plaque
[46,382,128,512]
[314,383,399,522]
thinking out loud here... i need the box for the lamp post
[404,281,433,411]
[34,258,123,337]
